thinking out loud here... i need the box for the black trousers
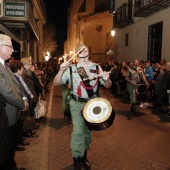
[17,120,24,144]
[0,123,18,170]
[29,101,37,116]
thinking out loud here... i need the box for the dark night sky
[43,0,71,56]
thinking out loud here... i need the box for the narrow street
[15,83,170,170]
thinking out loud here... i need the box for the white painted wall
[114,7,170,62]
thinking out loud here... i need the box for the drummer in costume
[125,59,149,112]
[54,44,111,170]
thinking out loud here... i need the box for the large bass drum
[136,84,154,101]
[81,97,115,131]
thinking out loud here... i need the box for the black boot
[131,103,136,113]
[81,152,91,169]
[73,157,82,170]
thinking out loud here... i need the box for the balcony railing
[134,0,170,17]
[115,3,134,28]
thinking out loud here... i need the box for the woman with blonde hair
[21,57,39,137]
[21,57,38,114]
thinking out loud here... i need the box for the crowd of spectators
[99,59,170,116]
[7,58,57,152]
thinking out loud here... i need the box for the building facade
[0,0,46,62]
[64,0,114,63]
[113,0,170,63]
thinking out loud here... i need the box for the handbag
[34,94,47,119]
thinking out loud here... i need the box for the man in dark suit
[0,34,28,170]
[0,93,10,166]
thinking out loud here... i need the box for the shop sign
[4,2,25,17]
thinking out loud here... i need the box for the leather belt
[71,95,88,102]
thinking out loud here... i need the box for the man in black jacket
[0,93,10,167]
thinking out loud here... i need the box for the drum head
[82,97,112,124]
[136,84,153,101]
[136,84,147,94]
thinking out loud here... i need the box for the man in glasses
[54,43,112,170]
[0,34,28,170]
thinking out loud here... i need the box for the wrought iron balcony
[115,3,134,28]
[134,0,170,17]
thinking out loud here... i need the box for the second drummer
[54,43,111,170]
[125,59,149,113]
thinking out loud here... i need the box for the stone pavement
[15,84,170,170]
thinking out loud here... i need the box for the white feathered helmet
[76,44,88,56]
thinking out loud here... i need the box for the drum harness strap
[69,64,100,102]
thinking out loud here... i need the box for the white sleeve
[62,68,70,84]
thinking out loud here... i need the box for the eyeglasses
[2,44,13,49]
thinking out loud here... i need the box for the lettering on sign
[4,2,26,17]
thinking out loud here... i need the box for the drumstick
[67,47,86,62]
[67,56,74,62]
[83,71,111,81]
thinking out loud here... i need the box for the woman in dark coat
[30,63,43,97]
[21,57,38,116]
[20,58,40,138]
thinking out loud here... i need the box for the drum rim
[82,97,112,123]
[136,84,154,100]
[136,84,148,95]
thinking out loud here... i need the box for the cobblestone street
[15,84,170,170]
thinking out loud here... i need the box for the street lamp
[105,30,114,61]
[70,50,73,55]
[44,51,50,61]
[111,11,116,37]
[111,29,115,37]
